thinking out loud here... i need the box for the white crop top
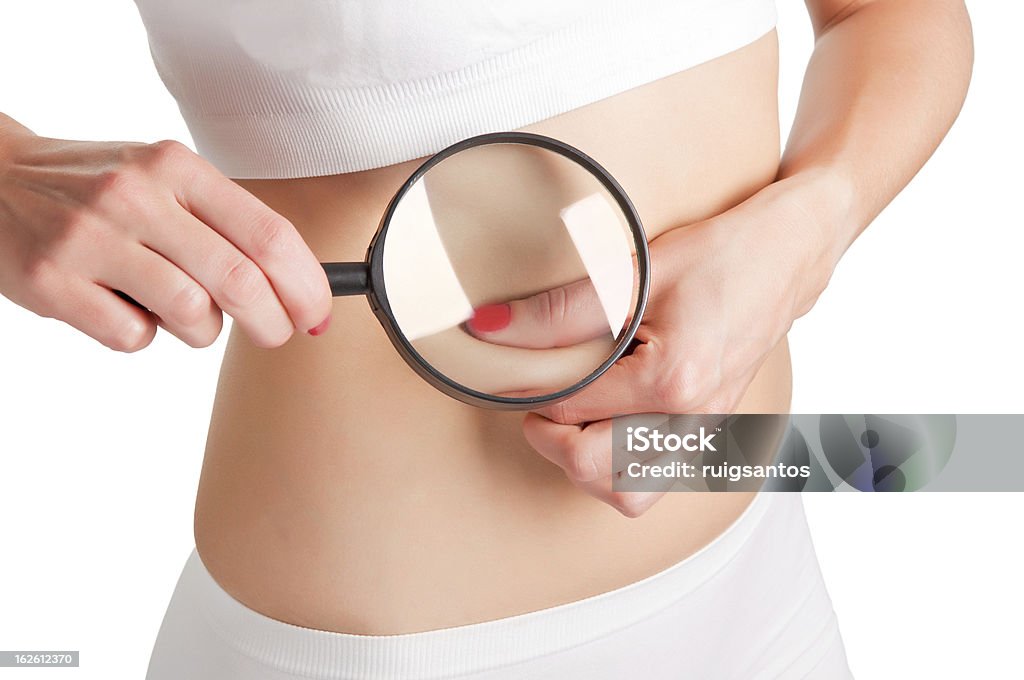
[133,0,777,179]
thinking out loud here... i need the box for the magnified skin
[380,142,637,397]
[418,143,599,305]
[197,33,790,634]
[410,326,614,396]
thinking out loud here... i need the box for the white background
[0,1,1021,678]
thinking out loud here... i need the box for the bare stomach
[194,31,789,635]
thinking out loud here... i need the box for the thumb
[465,278,612,349]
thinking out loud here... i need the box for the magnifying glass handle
[322,262,370,297]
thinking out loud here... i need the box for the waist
[163,493,846,679]
[194,31,789,635]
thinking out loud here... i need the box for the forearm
[779,0,973,302]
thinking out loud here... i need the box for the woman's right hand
[0,114,332,352]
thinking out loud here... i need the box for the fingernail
[467,303,511,333]
[308,315,331,336]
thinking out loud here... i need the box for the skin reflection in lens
[382,142,639,399]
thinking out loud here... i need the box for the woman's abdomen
[194,31,789,635]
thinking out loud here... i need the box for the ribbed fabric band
[189,490,775,679]
[139,0,777,178]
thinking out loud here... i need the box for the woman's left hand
[468,174,842,516]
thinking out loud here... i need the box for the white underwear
[146,492,852,679]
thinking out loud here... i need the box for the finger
[95,243,222,349]
[53,278,158,353]
[139,204,296,348]
[573,479,667,518]
[157,143,332,333]
[533,341,665,424]
[465,277,611,348]
[524,413,689,479]
[522,413,669,517]
[524,415,608,482]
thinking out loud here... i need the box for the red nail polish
[308,315,331,336]
[468,303,511,333]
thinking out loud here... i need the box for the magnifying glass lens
[381,141,641,402]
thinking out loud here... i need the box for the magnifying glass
[321,132,649,410]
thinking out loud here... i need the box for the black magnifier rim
[364,131,650,411]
